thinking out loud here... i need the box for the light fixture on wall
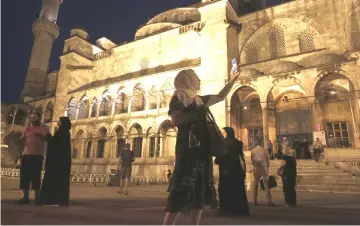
[243,106,248,110]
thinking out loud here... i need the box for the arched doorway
[114,126,126,158]
[78,95,90,119]
[84,134,93,158]
[129,123,143,157]
[314,73,358,148]
[146,127,159,157]
[96,127,107,158]
[230,86,263,150]
[99,90,112,116]
[270,89,312,144]
[72,130,85,159]
[158,120,177,157]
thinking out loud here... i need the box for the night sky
[1,0,280,103]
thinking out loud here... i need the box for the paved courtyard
[1,178,360,225]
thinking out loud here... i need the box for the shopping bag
[260,175,277,190]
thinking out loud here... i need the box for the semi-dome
[269,61,304,74]
[135,7,201,40]
[135,23,181,40]
[300,53,347,68]
[146,8,200,25]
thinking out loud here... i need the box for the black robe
[40,127,72,205]
[215,139,249,216]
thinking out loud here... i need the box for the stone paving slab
[2,178,360,225]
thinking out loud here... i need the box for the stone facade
[3,0,360,177]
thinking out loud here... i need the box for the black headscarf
[59,117,71,131]
[223,127,235,140]
[223,127,244,158]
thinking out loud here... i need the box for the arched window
[96,127,107,158]
[78,96,90,119]
[114,93,129,114]
[44,102,53,123]
[299,30,315,53]
[67,98,77,120]
[269,24,286,59]
[99,92,112,116]
[245,42,259,64]
[160,93,172,108]
[129,123,143,157]
[90,99,98,118]
[160,81,173,109]
[131,87,146,112]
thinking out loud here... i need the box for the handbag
[260,175,278,190]
[277,165,285,177]
[204,109,227,157]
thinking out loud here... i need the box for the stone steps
[243,160,360,194]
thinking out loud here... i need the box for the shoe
[16,198,30,204]
[116,191,122,195]
[254,202,259,206]
[268,203,276,207]
[124,192,128,195]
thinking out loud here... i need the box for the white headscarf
[173,69,203,107]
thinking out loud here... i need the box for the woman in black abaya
[215,127,249,216]
[40,117,72,206]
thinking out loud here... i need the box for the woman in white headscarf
[162,69,240,225]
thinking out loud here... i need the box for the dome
[269,61,304,74]
[135,23,181,40]
[70,28,89,40]
[135,7,201,40]
[239,68,264,79]
[146,8,200,25]
[300,53,347,68]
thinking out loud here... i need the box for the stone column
[261,103,269,148]
[308,97,318,131]
[111,100,116,116]
[75,106,80,120]
[128,97,132,114]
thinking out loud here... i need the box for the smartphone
[231,58,238,72]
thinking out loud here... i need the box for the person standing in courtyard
[215,127,249,216]
[18,111,50,205]
[251,139,276,207]
[117,143,134,195]
[267,139,273,160]
[313,138,323,162]
[280,144,297,207]
[162,69,240,225]
[40,117,72,206]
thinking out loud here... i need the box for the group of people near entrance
[267,137,324,162]
[17,68,301,225]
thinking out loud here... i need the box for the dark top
[215,138,245,177]
[283,155,297,177]
[120,150,134,168]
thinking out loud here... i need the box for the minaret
[21,0,63,102]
